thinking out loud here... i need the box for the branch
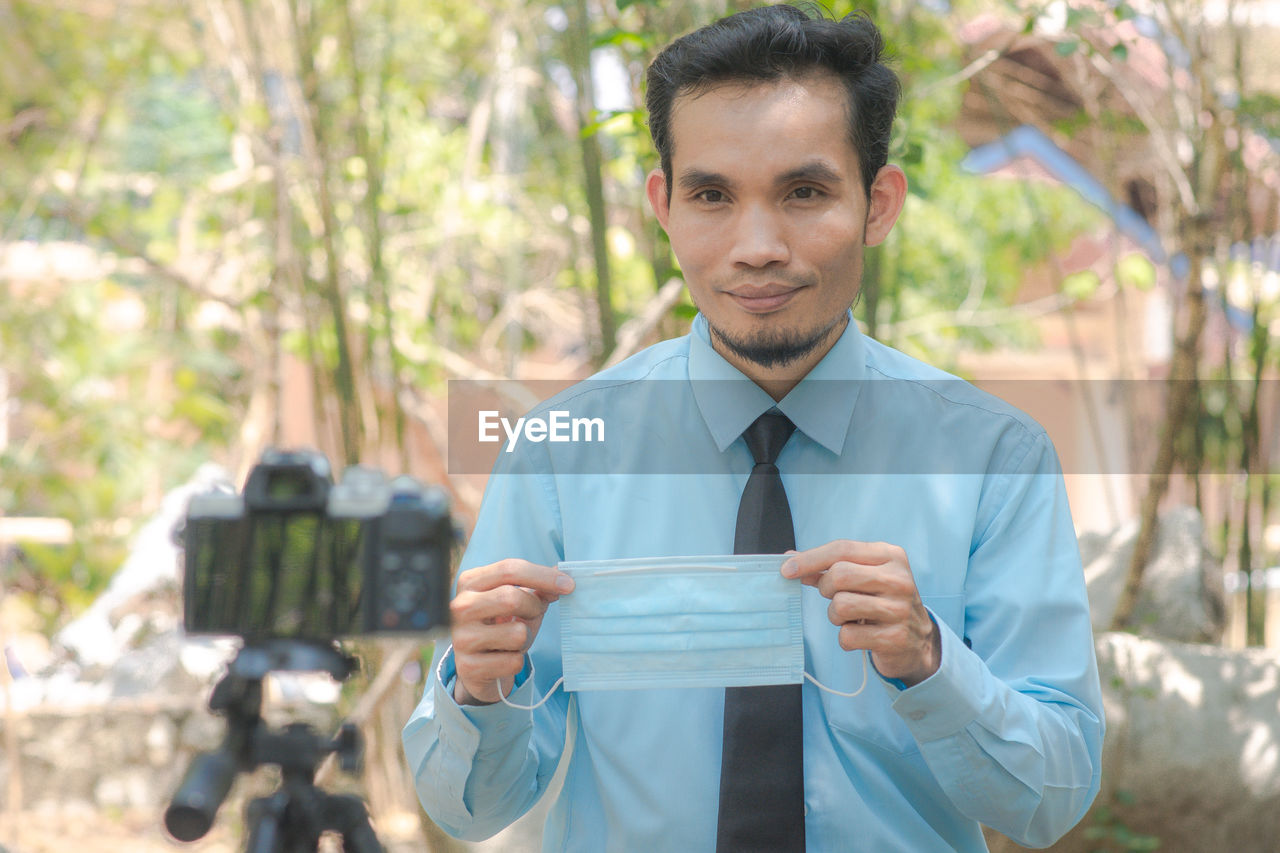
[53,197,246,308]
[916,45,1007,99]
[605,276,687,367]
[1081,36,1198,214]
[875,283,1115,340]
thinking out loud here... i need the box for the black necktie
[716,411,804,853]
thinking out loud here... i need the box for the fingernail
[781,560,797,578]
[555,574,574,592]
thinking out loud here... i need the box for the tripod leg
[322,794,384,853]
[245,794,285,853]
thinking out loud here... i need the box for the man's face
[648,72,902,378]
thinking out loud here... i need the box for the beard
[707,312,848,369]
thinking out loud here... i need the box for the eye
[695,189,726,204]
[790,186,820,200]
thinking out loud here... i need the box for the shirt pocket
[816,594,964,757]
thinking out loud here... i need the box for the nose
[729,204,789,269]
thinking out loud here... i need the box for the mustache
[720,271,818,291]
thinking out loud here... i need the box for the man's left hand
[783,540,941,687]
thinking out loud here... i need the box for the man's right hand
[449,559,575,705]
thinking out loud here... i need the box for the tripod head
[164,640,382,853]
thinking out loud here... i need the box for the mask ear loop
[803,649,870,697]
[494,651,868,708]
[496,675,565,710]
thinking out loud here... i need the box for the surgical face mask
[492,555,868,710]
[561,555,804,691]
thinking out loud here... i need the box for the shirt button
[908,710,927,721]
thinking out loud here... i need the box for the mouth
[724,284,802,313]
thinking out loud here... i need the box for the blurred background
[1,0,1278,850]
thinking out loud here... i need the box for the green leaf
[1063,271,1101,300]
[1117,253,1157,291]
[1055,41,1080,57]
[1111,43,1129,62]
[594,27,651,52]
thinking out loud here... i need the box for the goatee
[708,313,847,369]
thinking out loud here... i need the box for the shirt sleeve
[401,442,569,842]
[886,429,1105,848]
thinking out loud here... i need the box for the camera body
[182,449,454,640]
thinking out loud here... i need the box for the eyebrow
[677,168,733,191]
[676,161,845,192]
[776,162,844,187]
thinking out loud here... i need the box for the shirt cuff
[411,645,539,829]
[437,644,538,740]
[884,614,988,743]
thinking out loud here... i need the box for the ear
[864,165,907,247]
[646,168,672,231]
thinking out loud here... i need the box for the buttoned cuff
[409,645,540,829]
[883,614,987,743]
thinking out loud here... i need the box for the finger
[815,561,906,600]
[451,585,550,626]
[835,620,915,652]
[827,590,910,628]
[458,650,525,681]
[451,619,529,656]
[455,651,527,704]
[781,540,902,581]
[456,558,575,597]
[837,622,886,653]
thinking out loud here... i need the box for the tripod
[165,640,384,853]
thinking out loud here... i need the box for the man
[404,6,1103,851]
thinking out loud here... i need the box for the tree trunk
[568,0,616,364]
[292,0,364,465]
[1111,216,1210,630]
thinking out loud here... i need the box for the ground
[0,806,536,852]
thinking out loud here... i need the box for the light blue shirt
[404,314,1104,851]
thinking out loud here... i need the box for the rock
[145,716,178,767]
[1083,505,1225,642]
[94,768,158,810]
[988,632,1280,852]
[177,706,225,753]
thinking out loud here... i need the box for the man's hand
[783,540,941,687]
[449,559,574,705]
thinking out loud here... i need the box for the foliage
[5,0,1274,624]
[0,0,1125,627]
[0,275,243,625]
[1084,789,1162,852]
[3,0,1278,847]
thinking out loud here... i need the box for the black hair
[644,4,900,198]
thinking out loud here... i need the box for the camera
[181,448,455,640]
[166,449,457,851]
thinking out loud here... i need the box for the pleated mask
[491,555,870,710]
[558,555,804,691]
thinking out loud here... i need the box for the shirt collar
[688,312,866,455]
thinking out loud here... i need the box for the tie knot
[743,411,795,467]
